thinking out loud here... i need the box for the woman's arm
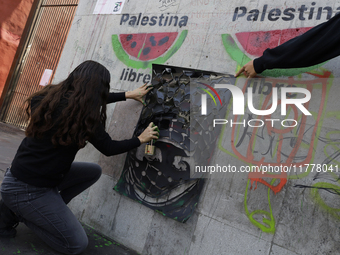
[236,13,340,78]
[107,83,152,105]
[107,92,126,104]
[89,122,159,156]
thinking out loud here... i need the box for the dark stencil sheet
[114,64,235,222]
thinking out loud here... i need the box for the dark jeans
[0,162,102,255]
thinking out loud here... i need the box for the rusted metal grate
[0,0,78,129]
[42,0,78,5]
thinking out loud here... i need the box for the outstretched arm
[236,13,340,78]
[107,83,152,105]
[90,122,159,156]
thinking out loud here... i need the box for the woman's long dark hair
[25,60,110,148]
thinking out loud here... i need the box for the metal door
[0,0,78,129]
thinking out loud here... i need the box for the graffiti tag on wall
[222,26,340,233]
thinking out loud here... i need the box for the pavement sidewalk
[0,122,139,255]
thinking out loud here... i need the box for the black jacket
[11,92,140,187]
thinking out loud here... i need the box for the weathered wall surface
[53,0,340,254]
[0,0,34,97]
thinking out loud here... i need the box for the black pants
[1,162,102,255]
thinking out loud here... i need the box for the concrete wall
[53,0,340,254]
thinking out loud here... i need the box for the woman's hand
[138,122,159,144]
[235,60,257,79]
[125,83,152,106]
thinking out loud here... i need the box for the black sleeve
[89,124,141,156]
[89,91,139,156]
[107,92,126,104]
[254,13,340,74]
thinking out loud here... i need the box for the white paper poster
[93,0,126,15]
[39,69,53,86]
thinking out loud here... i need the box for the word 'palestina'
[233,3,340,22]
[120,13,188,27]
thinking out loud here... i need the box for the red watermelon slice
[235,27,312,57]
[120,32,178,61]
[222,27,326,77]
[112,30,188,69]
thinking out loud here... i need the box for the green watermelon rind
[112,30,188,69]
[221,33,326,77]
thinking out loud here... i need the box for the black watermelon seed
[158,36,169,46]
[143,47,151,55]
[126,34,133,41]
[131,41,137,48]
[149,36,157,46]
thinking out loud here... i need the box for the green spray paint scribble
[221,34,326,77]
[176,200,185,207]
[324,129,340,166]
[217,66,334,233]
[112,30,188,69]
[29,243,44,254]
[326,111,340,120]
[83,224,119,248]
[93,233,115,248]
[244,178,276,234]
[155,210,166,216]
[311,182,340,220]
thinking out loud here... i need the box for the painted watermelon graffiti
[235,27,311,57]
[222,28,327,77]
[112,30,188,69]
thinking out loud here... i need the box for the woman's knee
[92,163,102,179]
[87,163,102,183]
[73,162,102,177]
